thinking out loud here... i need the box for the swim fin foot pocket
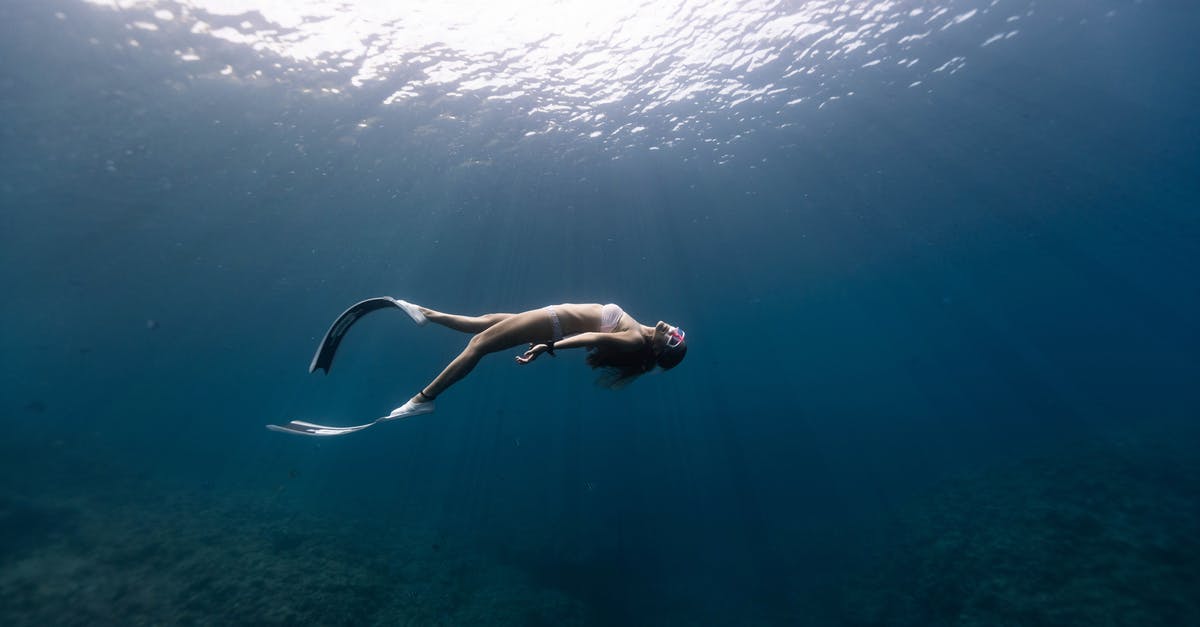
[395,299,428,327]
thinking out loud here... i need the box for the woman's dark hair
[586,341,658,389]
[656,342,687,370]
[586,336,688,388]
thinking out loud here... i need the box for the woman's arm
[516,331,641,364]
[555,331,641,351]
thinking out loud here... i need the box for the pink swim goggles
[666,326,686,349]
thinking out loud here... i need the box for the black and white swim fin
[267,419,379,436]
[308,297,404,374]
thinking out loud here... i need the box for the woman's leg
[416,305,514,334]
[416,309,554,400]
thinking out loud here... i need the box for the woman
[271,298,687,436]
[385,300,687,420]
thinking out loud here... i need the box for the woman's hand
[516,343,554,364]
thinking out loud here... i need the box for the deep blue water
[1,0,1198,624]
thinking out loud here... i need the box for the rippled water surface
[79,0,1048,153]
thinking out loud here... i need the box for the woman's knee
[468,325,515,355]
[466,334,492,354]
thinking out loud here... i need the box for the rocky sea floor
[0,467,589,626]
[841,432,1200,626]
[1,429,1196,625]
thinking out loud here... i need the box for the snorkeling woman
[269,299,687,436]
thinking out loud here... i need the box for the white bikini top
[599,303,625,333]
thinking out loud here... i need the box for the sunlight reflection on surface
[80,0,1031,149]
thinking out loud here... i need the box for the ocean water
[1,0,1198,624]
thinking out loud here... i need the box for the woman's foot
[395,299,428,326]
[381,397,435,422]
